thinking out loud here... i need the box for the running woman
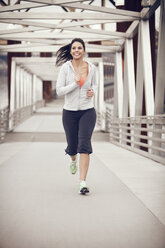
[56,38,98,194]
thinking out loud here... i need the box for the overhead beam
[0,18,132,35]
[22,0,141,18]
[0,12,138,20]
[0,42,120,50]
[0,2,46,12]
[0,44,116,53]
[12,57,103,63]
[0,23,126,39]
[22,0,89,4]
[0,26,47,35]
[0,31,123,39]
[0,19,130,36]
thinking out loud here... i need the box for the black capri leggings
[62,108,96,156]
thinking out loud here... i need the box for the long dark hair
[56,38,86,66]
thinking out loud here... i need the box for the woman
[56,38,97,195]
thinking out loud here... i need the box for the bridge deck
[0,100,165,248]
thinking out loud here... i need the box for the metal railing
[0,107,9,143]
[11,100,45,129]
[107,114,165,165]
[0,100,45,142]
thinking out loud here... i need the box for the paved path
[0,100,165,248]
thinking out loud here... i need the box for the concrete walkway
[0,99,165,248]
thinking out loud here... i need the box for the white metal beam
[135,24,144,116]
[154,0,165,114]
[140,20,154,115]
[22,0,141,18]
[0,2,46,12]
[122,38,136,118]
[113,51,123,118]
[0,12,137,21]
[9,60,16,131]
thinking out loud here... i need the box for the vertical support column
[33,74,37,111]
[122,38,136,146]
[154,0,165,115]
[140,19,155,152]
[94,66,99,111]
[140,20,154,116]
[135,24,143,116]
[152,0,165,155]
[15,66,20,110]
[114,51,123,143]
[134,25,144,148]
[123,38,136,118]
[20,68,24,108]
[114,51,123,118]
[27,73,30,106]
[24,70,27,107]
[9,60,16,130]
[98,61,105,130]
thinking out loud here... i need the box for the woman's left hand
[87,89,94,98]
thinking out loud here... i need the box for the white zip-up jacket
[56,60,98,111]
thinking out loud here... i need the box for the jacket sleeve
[91,65,98,94]
[56,64,78,96]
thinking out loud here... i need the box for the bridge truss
[0,0,164,164]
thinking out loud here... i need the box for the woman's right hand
[75,73,81,84]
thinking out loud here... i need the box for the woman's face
[70,41,85,60]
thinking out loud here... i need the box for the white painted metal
[33,74,37,111]
[98,61,105,130]
[135,25,144,116]
[152,0,165,156]
[140,20,154,116]
[126,20,139,38]
[22,0,88,5]
[0,12,139,21]
[154,0,165,115]
[22,0,140,18]
[9,60,16,131]
[0,45,115,53]
[15,66,20,110]
[114,51,123,118]
[24,71,27,107]
[0,0,163,164]
[123,38,136,118]
[0,2,46,13]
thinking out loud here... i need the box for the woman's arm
[56,64,78,96]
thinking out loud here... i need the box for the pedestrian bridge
[0,0,165,247]
[0,98,165,248]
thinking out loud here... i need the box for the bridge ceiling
[0,0,159,81]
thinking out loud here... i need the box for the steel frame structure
[0,0,164,163]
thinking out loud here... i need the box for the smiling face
[70,41,85,60]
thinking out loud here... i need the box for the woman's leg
[79,153,89,181]
[62,109,79,156]
[78,108,96,181]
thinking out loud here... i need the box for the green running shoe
[70,157,77,174]
[79,180,89,195]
